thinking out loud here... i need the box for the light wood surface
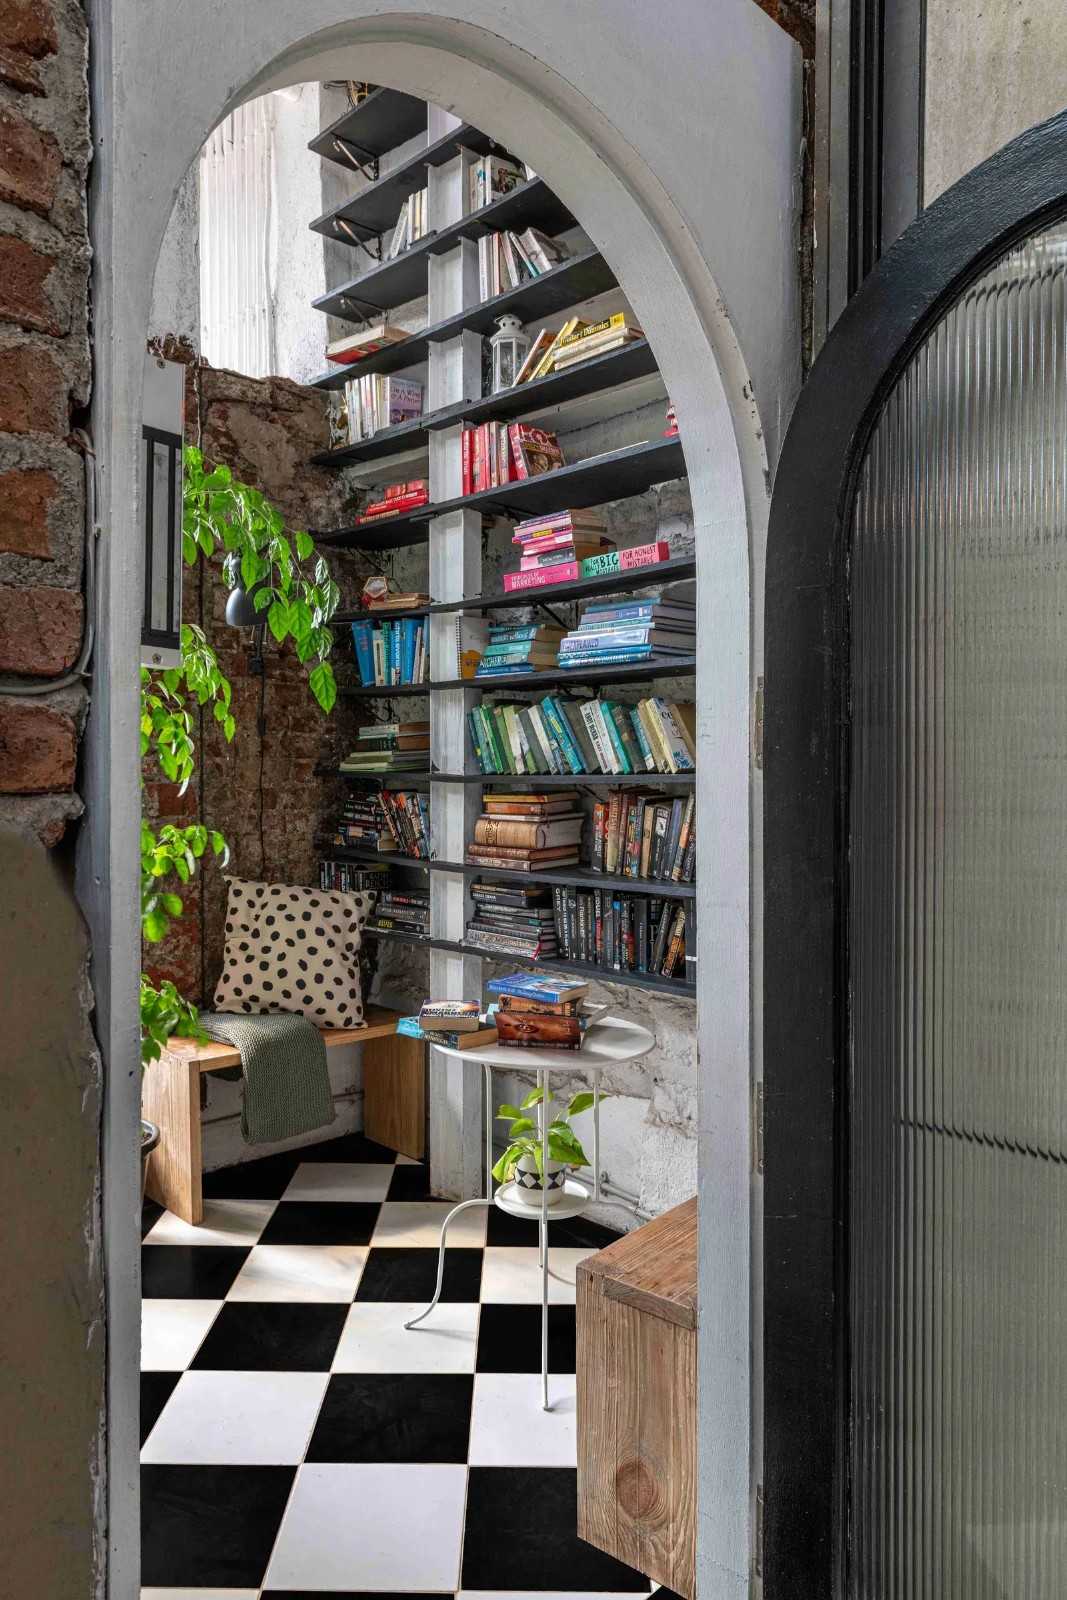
[577,1198,697,1597]
[144,1007,425,1223]
[363,1030,425,1159]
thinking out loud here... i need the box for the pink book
[502,562,582,592]
[619,540,671,568]
[516,529,581,555]
[512,511,585,540]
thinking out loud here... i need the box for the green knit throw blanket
[199,1010,335,1146]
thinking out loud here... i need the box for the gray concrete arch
[84,6,800,1596]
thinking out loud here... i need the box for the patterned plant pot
[141,1118,160,1204]
[513,1153,567,1207]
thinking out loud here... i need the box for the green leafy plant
[492,1086,597,1184]
[140,975,207,1066]
[140,819,229,942]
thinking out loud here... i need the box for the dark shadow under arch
[763,104,1067,1598]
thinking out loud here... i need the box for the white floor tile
[332,1300,480,1373]
[140,1370,328,1464]
[141,1299,220,1371]
[265,1462,467,1591]
[142,1199,276,1248]
[371,1199,488,1248]
[457,1593,653,1599]
[479,1246,594,1304]
[282,1161,394,1203]
[468,1372,577,1465]
[226,1244,366,1303]
[141,1590,259,1598]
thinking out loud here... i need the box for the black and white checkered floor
[141,1131,676,1597]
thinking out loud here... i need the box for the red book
[508,422,528,481]
[502,563,581,592]
[619,539,671,568]
[461,427,472,497]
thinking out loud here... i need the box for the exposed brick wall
[142,351,376,1007]
[0,0,90,847]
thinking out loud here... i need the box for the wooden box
[576,1197,697,1598]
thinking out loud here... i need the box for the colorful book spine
[502,563,581,593]
[580,541,671,577]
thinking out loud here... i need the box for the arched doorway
[86,6,800,1593]
[765,107,1067,1598]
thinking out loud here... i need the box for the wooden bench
[576,1196,697,1599]
[142,1007,424,1224]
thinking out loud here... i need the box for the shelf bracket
[334,217,382,259]
[339,294,389,320]
[331,136,379,181]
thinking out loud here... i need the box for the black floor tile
[202,1149,302,1199]
[190,1301,347,1372]
[295,1130,399,1163]
[486,1206,623,1249]
[141,1198,164,1239]
[306,1373,474,1464]
[265,1594,452,1599]
[141,1463,295,1588]
[387,1161,439,1201]
[140,1244,249,1299]
[476,1303,577,1375]
[354,1246,483,1303]
[462,1468,650,1592]
[257,1200,381,1245]
[140,1370,180,1446]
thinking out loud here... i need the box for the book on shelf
[369,888,430,936]
[465,694,694,779]
[364,591,431,611]
[558,590,695,668]
[326,323,410,366]
[476,226,567,298]
[345,374,423,443]
[549,886,690,982]
[418,1000,482,1033]
[388,187,428,258]
[469,153,526,212]
[397,1014,500,1049]
[357,480,429,523]
[487,973,590,1004]
[350,616,429,687]
[475,621,565,679]
[589,793,695,882]
[318,859,390,894]
[459,422,563,495]
[326,790,430,859]
[473,811,584,849]
[501,536,672,593]
[551,314,645,369]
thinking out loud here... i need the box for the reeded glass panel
[849,218,1067,1598]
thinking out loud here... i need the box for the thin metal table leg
[403,1196,489,1330]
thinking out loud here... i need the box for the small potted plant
[492,1086,596,1206]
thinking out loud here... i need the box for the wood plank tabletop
[578,1195,697,1329]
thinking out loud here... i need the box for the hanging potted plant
[492,1086,596,1206]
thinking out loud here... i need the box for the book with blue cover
[351,620,375,686]
[486,973,589,1003]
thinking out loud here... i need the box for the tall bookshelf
[306,90,695,1184]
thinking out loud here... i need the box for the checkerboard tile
[141,1144,657,1598]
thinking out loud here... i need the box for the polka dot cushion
[212,876,375,1029]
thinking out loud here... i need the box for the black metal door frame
[763,107,1067,1598]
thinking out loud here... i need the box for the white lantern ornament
[490,313,531,393]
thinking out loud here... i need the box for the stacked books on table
[559,590,696,669]
[590,792,695,882]
[344,374,423,442]
[486,973,591,1050]
[368,888,430,937]
[552,889,690,981]
[476,227,567,297]
[388,187,428,256]
[398,1001,500,1050]
[475,621,565,680]
[466,792,582,873]
[318,859,390,894]
[356,479,429,526]
[460,423,563,494]
[517,312,643,384]
[326,322,410,367]
[467,696,695,777]
[350,616,429,686]
[465,880,560,959]
[340,721,429,775]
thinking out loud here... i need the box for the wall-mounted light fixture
[225,580,268,675]
[140,353,185,670]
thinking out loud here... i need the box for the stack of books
[467,791,583,873]
[469,154,528,211]
[397,1003,500,1050]
[486,973,590,1050]
[501,509,614,593]
[559,592,696,669]
[318,859,389,894]
[466,695,695,777]
[344,374,423,442]
[356,480,429,526]
[326,794,399,854]
[590,793,695,882]
[326,322,410,367]
[465,881,561,959]
[388,188,428,257]
[363,588,430,612]
[339,720,430,776]
[516,312,642,385]
[459,423,564,494]
[475,621,565,679]
[477,228,567,297]
[350,616,429,687]
[552,889,689,981]
[376,789,430,858]
[502,533,672,594]
[368,888,430,937]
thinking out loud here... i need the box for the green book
[580,550,622,577]
[600,704,633,773]
[608,701,645,773]
[517,706,549,774]
[492,705,517,773]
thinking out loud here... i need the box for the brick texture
[0,698,76,791]
[0,464,58,556]
[0,580,81,673]
[0,103,60,214]
[0,0,59,58]
[0,43,44,94]
[0,235,60,332]
[0,343,66,433]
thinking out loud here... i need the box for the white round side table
[403,1013,655,1410]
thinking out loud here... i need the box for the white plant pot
[512,1153,567,1207]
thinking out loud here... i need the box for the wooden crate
[576,1197,697,1598]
